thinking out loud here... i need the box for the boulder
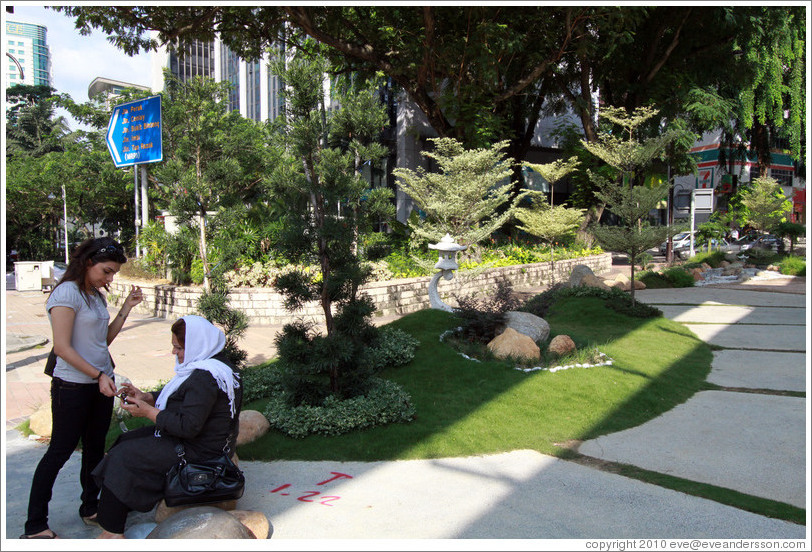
[236,410,270,446]
[700,262,712,271]
[568,264,595,288]
[766,264,781,272]
[689,268,705,281]
[616,279,647,291]
[231,510,273,539]
[548,335,576,357]
[28,404,52,438]
[487,328,540,361]
[147,506,255,539]
[613,273,630,283]
[503,311,550,343]
[719,260,730,268]
[155,498,239,523]
[581,273,611,290]
[722,266,742,277]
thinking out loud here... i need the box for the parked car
[740,234,781,252]
[673,237,729,259]
[659,232,695,256]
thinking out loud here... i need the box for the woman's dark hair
[52,237,127,297]
[171,319,186,349]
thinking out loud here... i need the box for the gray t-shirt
[46,281,113,383]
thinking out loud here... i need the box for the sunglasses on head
[95,244,123,256]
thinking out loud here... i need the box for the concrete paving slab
[579,391,806,508]
[636,288,805,307]
[682,323,805,351]
[709,350,807,392]
[3,431,805,540]
[657,304,806,325]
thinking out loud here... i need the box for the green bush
[778,255,806,276]
[263,377,416,438]
[663,267,696,288]
[636,270,672,289]
[745,247,780,266]
[453,279,520,343]
[520,284,662,319]
[190,257,205,285]
[684,250,726,268]
[367,328,420,370]
[241,362,284,403]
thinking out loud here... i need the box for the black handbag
[163,443,245,507]
[44,348,57,377]
[44,349,115,377]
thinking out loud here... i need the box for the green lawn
[237,298,714,462]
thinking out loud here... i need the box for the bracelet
[93,371,103,380]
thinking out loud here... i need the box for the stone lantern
[427,234,467,312]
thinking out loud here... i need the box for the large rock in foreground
[147,506,255,539]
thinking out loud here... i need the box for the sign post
[105,95,163,257]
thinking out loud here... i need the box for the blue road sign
[105,95,163,168]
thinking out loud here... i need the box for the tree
[392,138,519,247]
[522,156,580,207]
[152,71,268,290]
[266,48,393,401]
[582,107,685,304]
[54,5,593,196]
[515,200,585,285]
[775,221,805,256]
[736,176,792,236]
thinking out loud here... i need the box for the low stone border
[515,352,614,373]
[109,253,612,325]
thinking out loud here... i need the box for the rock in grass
[488,328,540,361]
[504,311,550,343]
[548,335,576,357]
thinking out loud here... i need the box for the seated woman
[92,315,242,539]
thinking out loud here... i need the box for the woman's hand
[119,382,154,405]
[98,373,117,397]
[120,396,159,422]
[124,285,143,309]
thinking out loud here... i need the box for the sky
[4,4,153,129]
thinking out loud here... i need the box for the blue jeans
[24,377,113,535]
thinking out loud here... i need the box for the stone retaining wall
[109,253,612,325]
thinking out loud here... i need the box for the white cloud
[6,4,152,125]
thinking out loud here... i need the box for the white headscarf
[154,315,240,419]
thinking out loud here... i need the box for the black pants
[97,485,130,535]
[24,377,113,535]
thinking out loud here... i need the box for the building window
[771,168,794,187]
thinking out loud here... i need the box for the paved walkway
[2,272,808,541]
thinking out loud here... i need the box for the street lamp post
[62,185,69,263]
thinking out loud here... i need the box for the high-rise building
[5,19,51,87]
[151,36,284,122]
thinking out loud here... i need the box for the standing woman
[20,237,143,539]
